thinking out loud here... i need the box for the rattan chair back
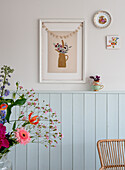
[97,139,125,170]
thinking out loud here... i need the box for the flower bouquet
[90,75,104,91]
[0,65,62,166]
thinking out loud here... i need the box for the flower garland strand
[42,22,83,39]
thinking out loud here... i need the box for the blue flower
[8,82,10,86]
[1,86,5,90]
[4,90,10,96]
[0,110,6,124]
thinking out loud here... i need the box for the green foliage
[12,121,16,131]
[6,98,26,123]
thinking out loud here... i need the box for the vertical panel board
[50,94,61,170]
[73,94,84,170]
[16,145,27,170]
[119,94,125,138]
[96,94,106,170]
[8,147,16,170]
[27,143,39,170]
[15,106,27,170]
[85,94,95,170]
[39,93,49,170]
[62,94,72,170]
[107,94,119,138]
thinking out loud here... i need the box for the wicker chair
[97,139,125,170]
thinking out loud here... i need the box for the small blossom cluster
[16,88,63,148]
[90,75,100,82]
[54,41,72,54]
[0,65,14,98]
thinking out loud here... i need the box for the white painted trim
[11,90,125,94]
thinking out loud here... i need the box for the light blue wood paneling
[38,93,49,170]
[107,94,119,138]
[7,91,125,170]
[62,94,72,170]
[85,94,96,170]
[96,94,106,170]
[73,94,85,170]
[16,144,27,170]
[50,94,61,170]
[27,143,39,170]
[119,94,125,139]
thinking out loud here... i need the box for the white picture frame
[39,19,86,83]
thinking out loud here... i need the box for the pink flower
[34,102,36,106]
[22,116,26,121]
[15,128,31,145]
[0,138,9,148]
[60,134,63,139]
[45,134,49,140]
[0,124,9,149]
[50,108,52,112]
[21,111,24,115]
[19,86,23,89]
[31,88,34,91]
[45,111,48,114]
[0,123,6,137]
[27,102,31,105]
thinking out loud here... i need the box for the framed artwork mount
[39,19,86,83]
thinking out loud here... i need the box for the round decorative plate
[94,11,111,28]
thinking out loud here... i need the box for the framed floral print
[39,19,86,83]
[106,35,120,49]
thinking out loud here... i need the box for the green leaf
[14,98,26,106]
[13,92,16,99]
[6,105,12,122]
[12,121,16,131]
[4,99,14,104]
[5,98,26,123]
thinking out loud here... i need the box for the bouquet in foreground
[0,65,63,159]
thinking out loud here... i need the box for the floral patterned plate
[94,11,111,28]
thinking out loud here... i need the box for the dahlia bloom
[15,128,31,145]
[0,123,9,149]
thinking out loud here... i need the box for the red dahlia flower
[0,123,9,149]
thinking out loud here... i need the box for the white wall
[0,0,124,90]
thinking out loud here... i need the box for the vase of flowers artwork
[54,40,72,68]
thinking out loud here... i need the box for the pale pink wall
[0,0,124,90]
